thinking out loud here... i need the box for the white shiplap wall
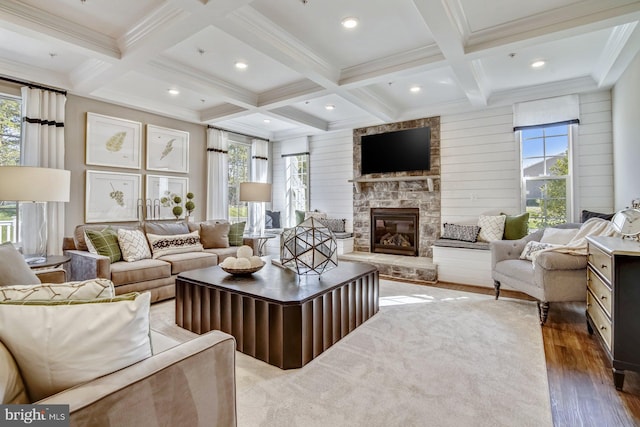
[271,91,614,229]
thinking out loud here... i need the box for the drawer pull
[601,264,608,269]
[600,325,607,331]
[600,295,607,300]
[587,303,591,307]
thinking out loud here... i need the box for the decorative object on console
[0,166,70,264]
[280,217,338,276]
[219,245,265,275]
[185,192,195,217]
[611,208,640,240]
[145,175,189,220]
[240,182,272,236]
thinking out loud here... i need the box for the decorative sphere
[236,245,253,259]
[186,192,194,199]
[220,257,236,268]
[185,201,195,211]
[249,256,263,268]
[234,258,251,269]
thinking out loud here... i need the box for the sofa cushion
[501,212,530,240]
[204,247,237,263]
[85,227,122,263]
[199,222,231,249]
[110,259,172,286]
[158,252,218,275]
[143,221,189,236]
[0,279,115,301]
[229,222,246,246]
[74,224,139,252]
[0,242,40,286]
[147,231,203,259]
[0,340,28,404]
[0,292,152,402]
[118,229,152,262]
[477,215,507,242]
[441,223,481,242]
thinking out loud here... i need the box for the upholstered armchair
[491,224,587,324]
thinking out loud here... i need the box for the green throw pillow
[85,227,122,263]
[295,210,305,225]
[501,212,529,240]
[229,222,246,246]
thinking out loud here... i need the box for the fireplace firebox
[370,208,419,256]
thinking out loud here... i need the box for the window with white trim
[227,140,251,222]
[0,94,21,243]
[285,153,308,226]
[520,123,574,229]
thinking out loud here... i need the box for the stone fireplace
[352,116,440,258]
[371,208,419,256]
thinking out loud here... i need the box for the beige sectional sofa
[64,220,253,303]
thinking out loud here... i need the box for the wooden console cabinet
[586,236,640,390]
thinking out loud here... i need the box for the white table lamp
[0,166,70,263]
[239,182,272,236]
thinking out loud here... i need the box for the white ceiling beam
[0,0,120,59]
[200,104,249,123]
[258,80,328,109]
[268,106,329,131]
[592,22,640,87]
[412,0,488,107]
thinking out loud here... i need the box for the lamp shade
[611,208,640,236]
[239,182,272,203]
[0,166,70,202]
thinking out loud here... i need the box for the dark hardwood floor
[384,276,640,427]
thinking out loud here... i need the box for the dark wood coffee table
[175,259,379,369]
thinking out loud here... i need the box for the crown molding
[592,22,638,86]
[269,106,329,131]
[0,0,120,59]
[0,57,69,90]
[118,3,189,53]
[200,104,249,122]
[258,80,327,108]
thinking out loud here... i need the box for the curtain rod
[0,75,67,96]
[207,125,269,142]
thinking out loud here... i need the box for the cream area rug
[150,279,553,427]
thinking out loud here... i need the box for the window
[0,94,21,243]
[520,123,573,229]
[227,140,250,222]
[285,154,309,226]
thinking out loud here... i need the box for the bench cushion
[433,239,490,250]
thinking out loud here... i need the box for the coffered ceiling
[1,0,639,140]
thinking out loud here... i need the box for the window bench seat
[432,239,493,287]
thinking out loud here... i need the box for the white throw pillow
[540,227,579,245]
[520,241,558,261]
[0,292,152,402]
[0,279,115,301]
[118,229,152,262]
[477,215,507,242]
[146,230,203,259]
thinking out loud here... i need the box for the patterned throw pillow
[320,218,346,233]
[84,227,122,263]
[477,215,507,242]
[117,229,151,262]
[146,231,203,259]
[520,241,558,261]
[0,279,115,301]
[229,222,246,246]
[441,223,481,243]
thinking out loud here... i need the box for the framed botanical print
[85,170,141,223]
[86,112,142,169]
[146,124,189,173]
[145,174,189,220]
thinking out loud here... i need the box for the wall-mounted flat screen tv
[360,127,430,175]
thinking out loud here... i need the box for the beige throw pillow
[118,229,152,262]
[0,340,28,404]
[0,242,40,287]
[477,215,507,242]
[0,292,152,402]
[199,222,231,249]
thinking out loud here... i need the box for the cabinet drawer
[588,244,612,283]
[587,291,612,351]
[587,267,612,316]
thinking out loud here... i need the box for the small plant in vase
[185,192,196,220]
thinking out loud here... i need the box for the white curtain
[21,87,66,256]
[249,138,270,233]
[206,128,229,220]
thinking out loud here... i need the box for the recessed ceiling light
[325,104,335,110]
[168,88,180,95]
[263,119,271,124]
[341,17,358,29]
[531,60,546,69]
[235,61,248,70]
[410,85,421,93]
